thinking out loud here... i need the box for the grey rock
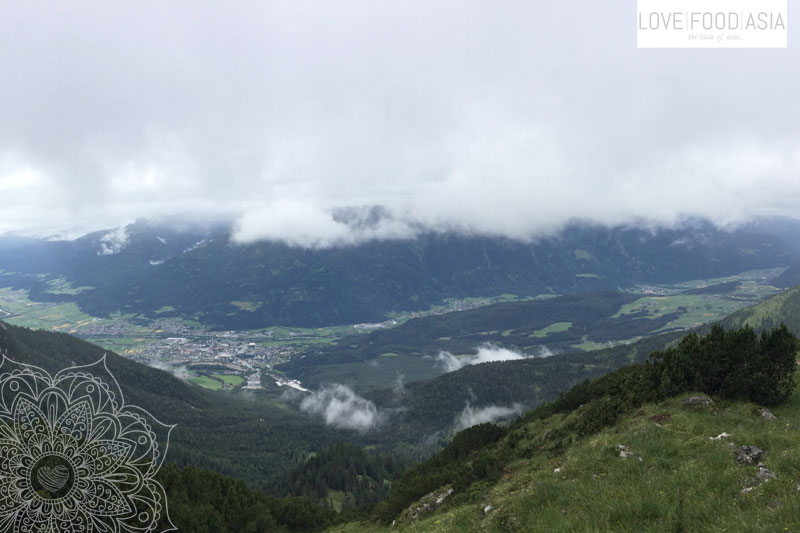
[756,465,776,483]
[735,445,765,465]
[399,485,454,523]
[684,395,714,408]
[617,444,642,461]
[618,444,634,459]
[741,464,776,493]
[758,408,777,420]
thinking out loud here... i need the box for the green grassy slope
[331,321,800,532]
[334,389,800,532]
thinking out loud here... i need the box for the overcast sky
[1,1,798,245]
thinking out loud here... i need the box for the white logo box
[637,0,787,48]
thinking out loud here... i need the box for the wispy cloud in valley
[147,361,190,380]
[436,344,552,373]
[299,383,384,433]
[454,403,523,431]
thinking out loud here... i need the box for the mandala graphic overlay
[0,355,176,532]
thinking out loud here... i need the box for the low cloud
[1,2,800,240]
[232,201,417,248]
[300,383,384,432]
[97,227,129,256]
[147,361,190,380]
[436,344,552,373]
[538,345,553,357]
[392,374,406,397]
[454,403,523,431]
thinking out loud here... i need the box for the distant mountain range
[0,217,797,328]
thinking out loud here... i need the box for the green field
[531,321,573,338]
[188,372,246,390]
[611,293,769,334]
[231,300,263,312]
[4,300,97,331]
[327,490,346,513]
[84,337,160,355]
[44,277,94,295]
[213,373,245,386]
[188,374,223,390]
[570,339,631,351]
[0,287,154,336]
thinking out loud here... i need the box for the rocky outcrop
[735,445,764,465]
[683,395,714,409]
[710,432,732,441]
[617,444,642,461]
[396,485,454,524]
[758,408,776,420]
[742,463,776,493]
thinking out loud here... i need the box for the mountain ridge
[1,219,795,329]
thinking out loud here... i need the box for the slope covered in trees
[722,284,800,336]
[772,261,800,288]
[1,220,794,328]
[157,464,337,532]
[0,321,343,485]
[267,443,406,513]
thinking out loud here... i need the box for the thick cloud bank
[436,344,552,373]
[300,384,383,432]
[454,403,523,431]
[232,202,417,248]
[1,1,799,240]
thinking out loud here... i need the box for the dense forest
[267,443,406,513]
[157,464,338,532]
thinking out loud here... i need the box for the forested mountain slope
[1,219,794,328]
[722,284,800,335]
[0,321,340,483]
